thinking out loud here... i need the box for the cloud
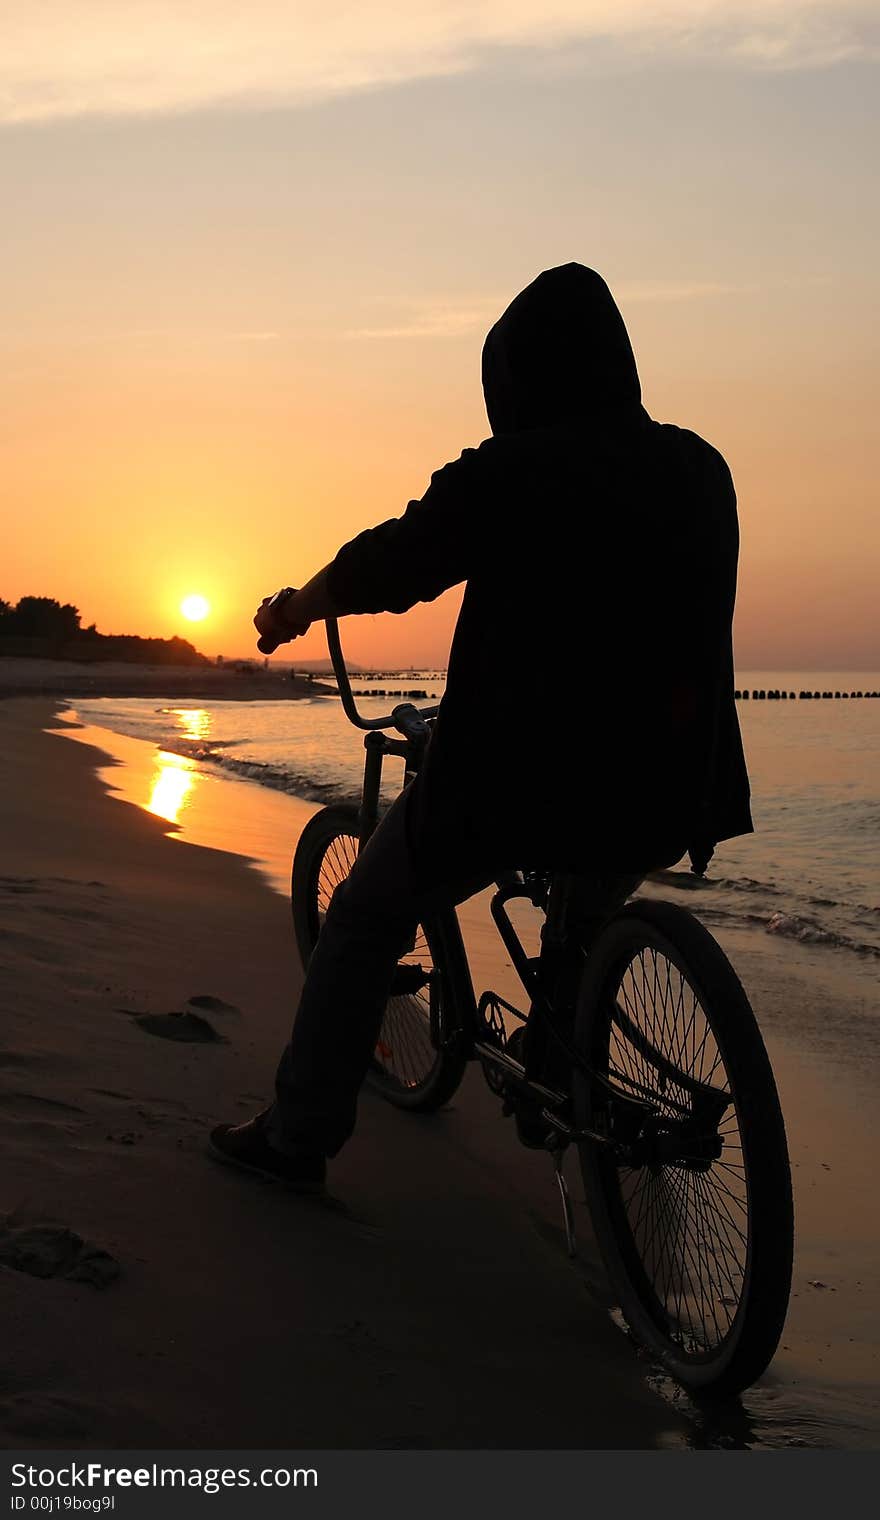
[347,279,771,339]
[81,328,280,343]
[1,3,877,124]
[616,279,759,303]
[347,302,501,340]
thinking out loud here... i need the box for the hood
[481,264,641,435]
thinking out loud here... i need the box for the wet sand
[1,698,877,1449]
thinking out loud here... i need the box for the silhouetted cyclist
[210,263,752,1191]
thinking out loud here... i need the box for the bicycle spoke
[316,831,440,1095]
[601,939,751,1356]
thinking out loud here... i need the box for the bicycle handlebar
[257,605,440,732]
[326,618,441,732]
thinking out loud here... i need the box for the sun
[180,593,210,622]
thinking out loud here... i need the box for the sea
[62,667,880,966]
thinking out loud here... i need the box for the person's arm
[325,444,492,616]
[254,441,494,649]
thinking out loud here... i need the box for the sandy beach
[0,657,333,704]
[1,695,877,1451]
[0,696,689,1451]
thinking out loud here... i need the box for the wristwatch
[268,586,299,625]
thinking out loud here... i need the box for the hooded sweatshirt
[326,264,752,877]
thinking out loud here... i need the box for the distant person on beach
[210,263,752,1190]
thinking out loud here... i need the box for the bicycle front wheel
[573,899,793,1397]
[290,803,468,1111]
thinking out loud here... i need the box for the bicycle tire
[290,803,469,1112]
[573,898,793,1396]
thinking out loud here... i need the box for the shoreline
[0,657,336,704]
[0,698,688,1451]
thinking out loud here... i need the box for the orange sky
[2,4,878,668]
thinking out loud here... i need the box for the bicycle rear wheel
[573,899,793,1396]
[290,803,468,1111]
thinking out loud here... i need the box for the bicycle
[289,617,794,1399]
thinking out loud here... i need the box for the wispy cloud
[0,327,282,348]
[347,303,501,340]
[347,279,775,339]
[2,4,876,125]
[616,279,759,303]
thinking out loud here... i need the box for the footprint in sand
[187,994,242,1016]
[0,1218,119,1289]
[133,1011,226,1043]
[114,996,239,1043]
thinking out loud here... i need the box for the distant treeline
[0,597,208,666]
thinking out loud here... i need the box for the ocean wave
[715,874,784,897]
[158,738,880,961]
[649,869,784,898]
[686,902,880,960]
[765,911,880,959]
[654,868,877,918]
[645,874,880,960]
[167,739,360,809]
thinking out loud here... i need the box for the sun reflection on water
[170,707,211,742]
[147,751,196,824]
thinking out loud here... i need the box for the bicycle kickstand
[550,1144,577,1259]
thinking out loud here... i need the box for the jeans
[265,789,640,1159]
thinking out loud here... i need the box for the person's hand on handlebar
[254,566,341,655]
[254,588,309,654]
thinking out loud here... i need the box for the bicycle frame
[312,624,790,1388]
[323,618,729,1160]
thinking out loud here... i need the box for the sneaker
[208,1114,326,1193]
